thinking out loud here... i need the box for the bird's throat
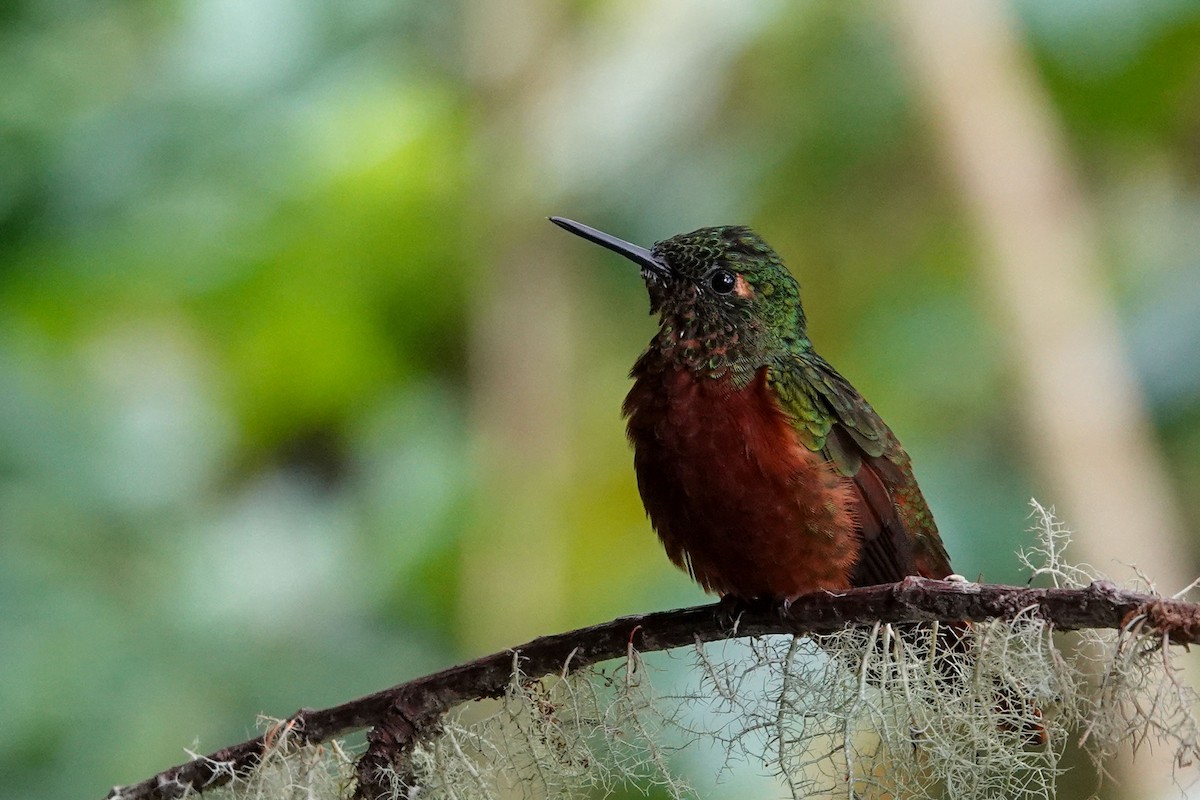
[644,309,760,385]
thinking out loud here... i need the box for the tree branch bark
[104,577,1200,800]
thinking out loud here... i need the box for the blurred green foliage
[1,2,1199,798]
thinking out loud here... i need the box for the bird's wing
[768,353,952,585]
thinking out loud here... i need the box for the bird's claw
[715,595,778,634]
[715,595,750,634]
[777,596,795,621]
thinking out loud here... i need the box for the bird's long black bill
[549,216,670,277]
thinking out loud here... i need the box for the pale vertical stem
[459,0,575,653]
[891,1,1191,794]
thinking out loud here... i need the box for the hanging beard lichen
[198,504,1200,800]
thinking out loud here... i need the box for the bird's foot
[777,595,796,621]
[715,595,749,634]
[714,595,774,634]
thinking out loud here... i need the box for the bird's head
[551,217,810,373]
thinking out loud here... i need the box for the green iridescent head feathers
[551,217,810,380]
[650,225,806,332]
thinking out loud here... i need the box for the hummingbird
[550,217,954,599]
[550,215,1046,742]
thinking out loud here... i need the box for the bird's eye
[709,269,736,294]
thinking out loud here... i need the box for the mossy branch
[104,577,1200,800]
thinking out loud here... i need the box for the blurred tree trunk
[891,1,1194,796]
[460,0,575,652]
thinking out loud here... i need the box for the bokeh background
[3,1,1200,798]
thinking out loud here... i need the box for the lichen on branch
[106,506,1200,800]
